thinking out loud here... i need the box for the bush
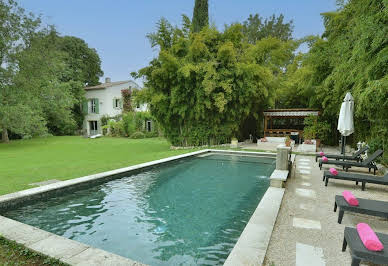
[122,112,136,136]
[303,115,331,144]
[107,120,125,137]
[129,131,145,139]
[367,136,386,164]
[145,131,159,138]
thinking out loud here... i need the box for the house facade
[83,78,145,136]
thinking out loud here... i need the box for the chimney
[105,77,111,83]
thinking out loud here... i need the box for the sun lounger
[323,171,388,190]
[315,146,368,162]
[342,227,388,266]
[334,195,388,224]
[319,150,383,175]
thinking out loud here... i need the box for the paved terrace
[263,155,388,266]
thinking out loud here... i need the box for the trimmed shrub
[129,131,145,139]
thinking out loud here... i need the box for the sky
[17,0,338,85]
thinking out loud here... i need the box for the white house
[83,77,146,136]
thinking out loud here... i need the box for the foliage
[303,115,331,143]
[56,35,104,130]
[277,0,388,160]
[192,0,208,32]
[121,89,133,112]
[242,13,294,43]
[130,131,146,139]
[136,17,296,146]
[367,135,387,164]
[0,1,103,141]
[104,111,158,138]
[0,0,43,142]
[58,35,103,86]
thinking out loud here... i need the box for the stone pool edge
[0,149,277,265]
[223,187,285,266]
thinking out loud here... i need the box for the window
[113,98,121,109]
[90,99,97,113]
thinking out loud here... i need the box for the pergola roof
[263,108,320,118]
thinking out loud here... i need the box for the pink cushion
[319,151,325,156]
[342,190,359,206]
[356,223,384,251]
[322,156,328,162]
[330,168,338,176]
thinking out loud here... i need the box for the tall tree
[58,36,103,86]
[57,35,104,130]
[279,0,388,164]
[135,18,295,146]
[192,0,209,32]
[0,0,42,142]
[242,14,294,43]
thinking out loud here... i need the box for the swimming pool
[2,153,275,265]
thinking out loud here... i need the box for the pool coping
[0,149,278,265]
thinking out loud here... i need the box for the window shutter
[119,99,123,109]
[95,98,99,114]
[113,98,116,108]
[82,100,89,114]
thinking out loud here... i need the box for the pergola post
[264,116,268,137]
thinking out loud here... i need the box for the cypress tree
[192,0,209,32]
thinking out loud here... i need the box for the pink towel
[319,151,325,156]
[342,190,359,206]
[330,168,338,176]
[356,223,384,251]
[322,156,328,162]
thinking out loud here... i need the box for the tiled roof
[85,80,138,90]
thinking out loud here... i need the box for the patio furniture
[334,195,388,224]
[323,171,388,190]
[315,146,368,162]
[342,227,388,266]
[319,150,383,175]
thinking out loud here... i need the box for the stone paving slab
[29,234,89,260]
[0,216,52,245]
[296,242,325,266]
[63,247,142,266]
[29,179,61,186]
[263,155,388,266]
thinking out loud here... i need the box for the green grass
[0,236,68,266]
[0,136,196,196]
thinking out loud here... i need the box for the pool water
[3,153,275,265]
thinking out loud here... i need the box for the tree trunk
[2,127,9,143]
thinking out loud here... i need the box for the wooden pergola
[263,108,320,138]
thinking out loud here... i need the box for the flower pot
[231,139,238,148]
[316,139,321,149]
[285,140,291,147]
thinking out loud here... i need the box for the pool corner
[223,187,285,266]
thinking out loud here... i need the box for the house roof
[85,80,140,90]
[263,108,320,117]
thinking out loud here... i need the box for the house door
[146,121,152,132]
[89,121,98,136]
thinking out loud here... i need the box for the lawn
[0,136,196,196]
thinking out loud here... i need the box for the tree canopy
[242,13,294,43]
[278,0,388,162]
[192,0,209,32]
[0,0,103,141]
[135,18,296,146]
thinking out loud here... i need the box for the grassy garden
[0,136,195,196]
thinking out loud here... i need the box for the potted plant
[285,136,291,147]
